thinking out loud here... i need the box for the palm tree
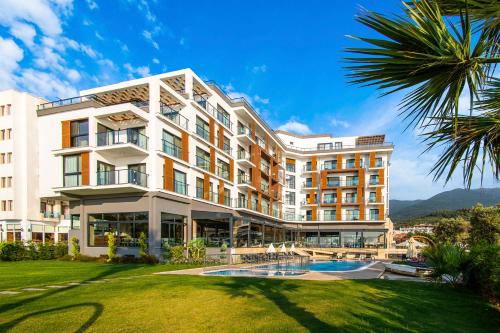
[345,0,499,187]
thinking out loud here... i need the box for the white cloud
[142,30,159,50]
[252,64,267,73]
[95,31,104,40]
[278,120,312,135]
[0,37,24,90]
[179,37,185,46]
[86,0,98,10]
[124,63,150,79]
[329,117,350,128]
[9,22,37,48]
[254,95,269,104]
[221,83,270,110]
[20,68,77,99]
[82,19,92,26]
[152,58,160,64]
[66,69,81,82]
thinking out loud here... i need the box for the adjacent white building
[0,90,70,243]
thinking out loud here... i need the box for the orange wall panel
[209,118,215,144]
[311,173,318,187]
[355,153,361,168]
[378,169,385,185]
[164,157,174,191]
[210,147,216,173]
[360,203,365,220]
[379,204,385,220]
[229,159,234,182]
[81,152,89,185]
[218,179,224,205]
[61,121,71,148]
[337,154,342,170]
[311,156,317,171]
[311,206,317,221]
[218,124,224,149]
[181,131,189,162]
[369,152,375,168]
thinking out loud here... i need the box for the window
[71,214,81,230]
[6,128,11,140]
[369,175,379,185]
[128,164,147,186]
[58,226,69,242]
[6,224,21,241]
[341,231,362,248]
[369,192,376,203]
[0,130,4,140]
[375,157,383,167]
[88,212,148,247]
[305,177,312,187]
[217,159,230,180]
[237,169,249,184]
[363,231,385,248]
[163,130,182,158]
[334,142,342,149]
[196,147,210,171]
[222,136,230,154]
[317,143,333,150]
[6,152,12,163]
[323,192,336,204]
[237,193,246,208]
[0,105,4,116]
[173,170,187,195]
[285,192,295,205]
[196,117,210,141]
[324,210,336,221]
[216,105,230,128]
[70,119,89,147]
[346,209,360,221]
[369,209,380,221]
[305,161,312,171]
[223,188,231,206]
[286,175,295,189]
[161,213,185,246]
[261,178,269,193]
[306,210,313,221]
[323,160,337,170]
[196,177,204,198]
[346,176,358,186]
[260,159,270,174]
[31,224,44,243]
[63,155,81,186]
[286,162,295,172]
[346,158,355,168]
[6,104,11,115]
[326,176,339,187]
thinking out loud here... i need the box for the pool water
[203,269,304,277]
[256,260,372,272]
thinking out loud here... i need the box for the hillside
[390,188,500,224]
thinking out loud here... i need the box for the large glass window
[341,231,362,248]
[196,177,204,198]
[173,170,187,195]
[286,162,295,172]
[97,161,115,185]
[323,209,336,220]
[6,224,22,241]
[63,155,81,187]
[249,222,263,246]
[71,214,80,230]
[196,220,229,247]
[317,143,332,150]
[324,160,337,170]
[88,212,148,247]
[161,213,185,247]
[323,192,336,204]
[319,232,340,247]
[196,147,210,171]
[31,224,44,243]
[70,119,89,147]
[369,209,380,221]
[362,231,385,248]
[216,105,230,128]
[163,130,182,159]
[286,175,295,189]
[216,159,230,180]
[196,117,210,141]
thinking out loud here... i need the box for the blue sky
[0,0,497,200]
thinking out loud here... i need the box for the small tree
[138,232,148,257]
[188,239,206,261]
[469,204,500,245]
[434,217,469,244]
[70,237,80,260]
[107,233,117,262]
[423,242,470,287]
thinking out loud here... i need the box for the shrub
[107,233,117,262]
[0,242,26,261]
[434,217,469,244]
[170,245,185,263]
[138,232,148,257]
[422,242,470,287]
[188,239,206,262]
[26,241,39,260]
[220,243,228,260]
[55,241,68,258]
[464,242,500,301]
[71,237,80,259]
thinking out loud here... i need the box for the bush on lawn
[0,241,68,261]
[464,242,500,301]
[422,242,470,287]
[107,233,117,262]
[71,237,80,259]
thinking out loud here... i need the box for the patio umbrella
[279,243,287,253]
[407,237,416,259]
[266,243,276,254]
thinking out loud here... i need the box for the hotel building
[33,68,394,257]
[0,90,71,243]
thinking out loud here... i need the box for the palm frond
[345,0,499,128]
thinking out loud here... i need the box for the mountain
[389,188,500,223]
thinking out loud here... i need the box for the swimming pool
[256,260,373,272]
[203,269,305,277]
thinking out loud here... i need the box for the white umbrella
[279,243,287,253]
[266,243,276,254]
[290,243,296,254]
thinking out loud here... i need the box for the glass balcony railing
[237,126,251,136]
[216,165,230,180]
[261,183,270,193]
[237,174,251,185]
[196,156,211,171]
[173,180,188,195]
[369,179,380,185]
[195,124,210,141]
[323,197,337,204]
[196,187,204,199]
[96,129,148,150]
[63,174,82,187]
[342,197,358,204]
[162,140,182,159]
[237,150,251,161]
[160,104,189,130]
[194,94,233,130]
[96,169,148,187]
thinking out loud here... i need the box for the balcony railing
[38,94,98,110]
[321,162,365,170]
[96,169,148,187]
[195,124,210,141]
[325,179,359,187]
[260,163,270,174]
[300,200,317,206]
[173,180,188,195]
[237,126,251,136]
[256,136,266,149]
[160,104,189,130]
[286,164,296,173]
[237,174,251,185]
[303,165,313,172]
[234,198,248,209]
[96,129,148,150]
[371,160,384,168]
[369,179,380,185]
[42,212,61,219]
[196,156,211,171]
[302,182,313,188]
[237,150,251,161]
[322,197,337,204]
[194,94,232,130]
[216,165,230,180]
[261,183,269,193]
[342,196,359,204]
[196,187,204,199]
[162,140,182,159]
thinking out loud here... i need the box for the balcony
[322,197,337,204]
[236,150,255,168]
[302,182,314,189]
[39,211,64,222]
[162,140,182,159]
[216,165,230,180]
[196,187,204,199]
[194,94,233,131]
[96,129,148,156]
[97,169,148,187]
[159,104,189,130]
[260,183,270,193]
[368,179,382,186]
[321,162,365,170]
[369,160,385,168]
[324,179,359,188]
[256,136,266,150]
[342,196,359,204]
[302,165,313,173]
[260,162,270,175]
[173,180,188,196]
[236,126,254,145]
[368,195,384,204]
[237,174,253,188]
[195,124,210,142]
[195,156,211,172]
[234,198,248,209]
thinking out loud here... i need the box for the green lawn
[0,261,498,332]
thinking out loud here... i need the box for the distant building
[394,224,434,235]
